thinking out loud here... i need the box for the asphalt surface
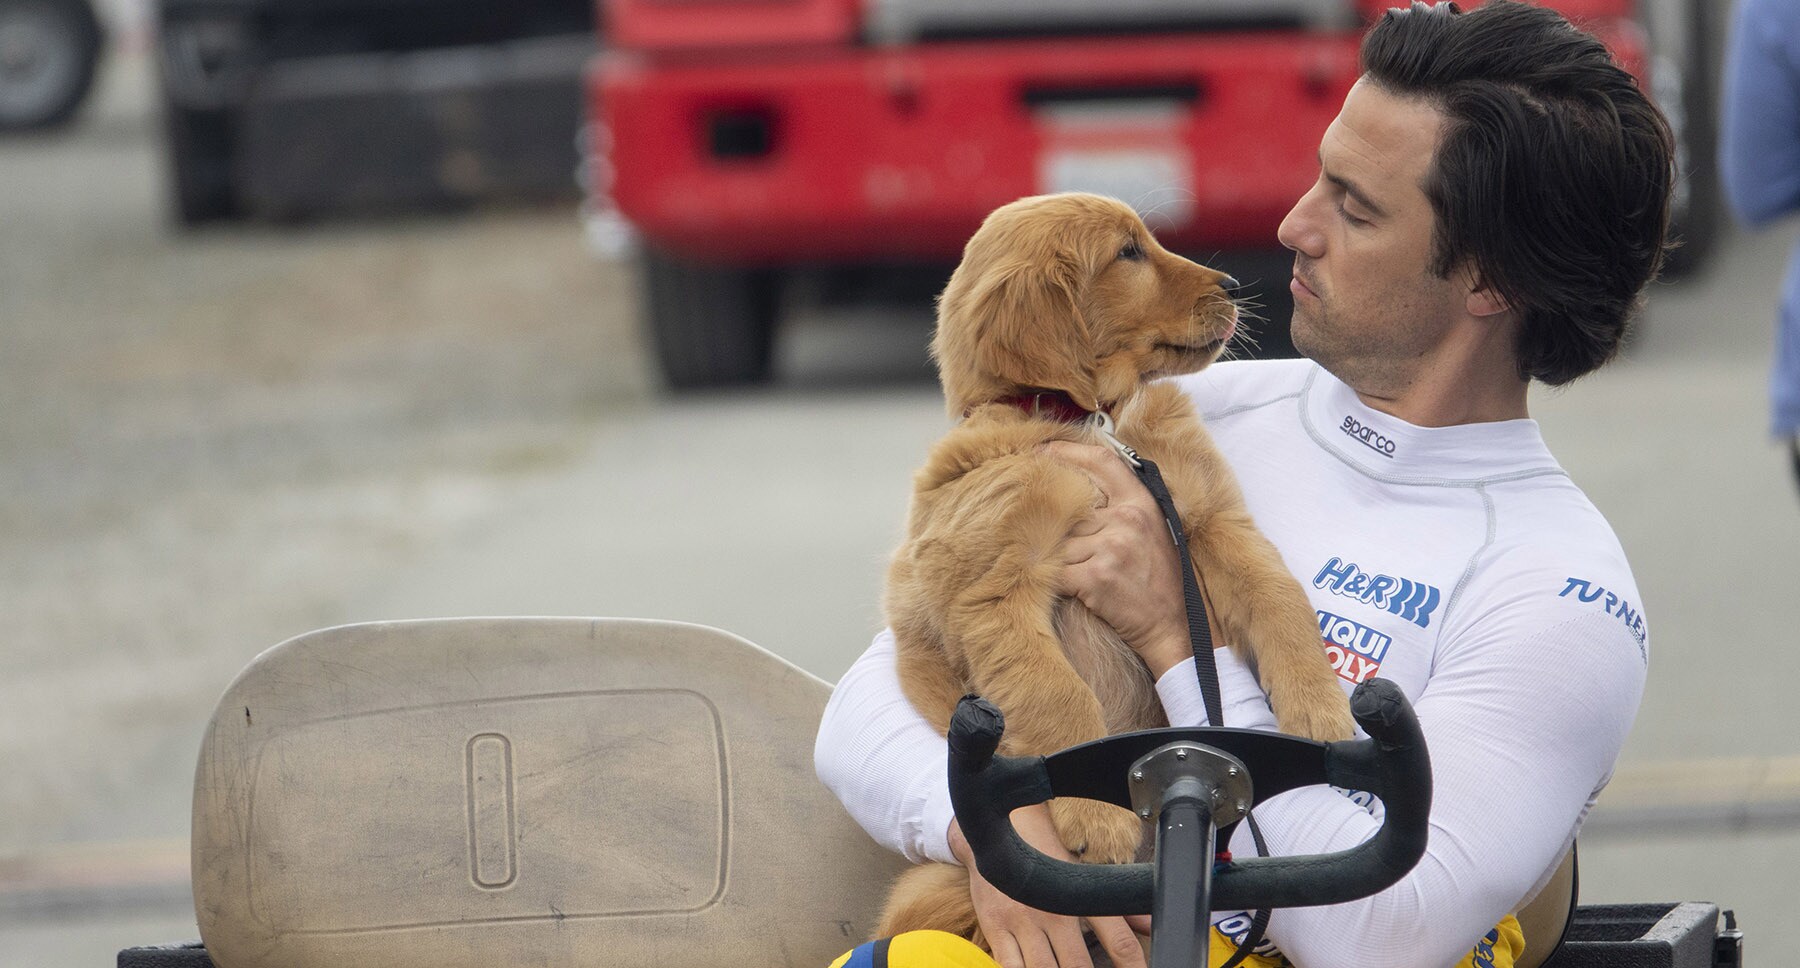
[5,35,1800,968]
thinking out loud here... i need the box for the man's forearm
[1138,628,1196,680]
[1179,610,1641,968]
[815,630,960,864]
[1152,646,1279,729]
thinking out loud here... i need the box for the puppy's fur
[878,193,1353,945]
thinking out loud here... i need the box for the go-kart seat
[190,618,905,968]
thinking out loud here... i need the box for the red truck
[587,0,1715,388]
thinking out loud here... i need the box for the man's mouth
[1291,263,1320,300]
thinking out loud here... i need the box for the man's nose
[1277,188,1324,257]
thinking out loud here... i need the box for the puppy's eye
[1118,239,1145,261]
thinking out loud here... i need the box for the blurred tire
[165,104,238,225]
[640,248,779,389]
[0,0,102,131]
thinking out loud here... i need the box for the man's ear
[1461,265,1512,319]
[1467,286,1511,319]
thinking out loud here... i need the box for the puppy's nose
[1219,275,1241,291]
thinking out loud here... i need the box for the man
[816,3,1673,966]
[1720,0,1800,500]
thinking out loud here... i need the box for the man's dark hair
[1361,0,1675,386]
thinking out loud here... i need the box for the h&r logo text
[1313,557,1441,629]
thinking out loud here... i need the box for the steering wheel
[945,678,1433,968]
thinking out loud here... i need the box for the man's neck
[1354,371,1528,427]
[1341,323,1531,428]
[1339,302,1533,421]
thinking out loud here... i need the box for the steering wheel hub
[1128,740,1254,825]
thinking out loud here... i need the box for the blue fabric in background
[1721,0,1800,437]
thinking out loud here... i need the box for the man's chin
[1288,316,1346,372]
[1288,311,1321,359]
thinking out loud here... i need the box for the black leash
[1220,835,1273,968]
[1098,417,1271,968]
[1128,456,1225,728]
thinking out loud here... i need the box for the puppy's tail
[876,862,984,948]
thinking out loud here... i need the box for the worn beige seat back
[192,618,905,968]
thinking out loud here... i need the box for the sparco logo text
[1341,415,1397,457]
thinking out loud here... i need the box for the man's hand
[1042,441,1192,678]
[949,810,1149,968]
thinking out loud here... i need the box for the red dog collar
[993,389,1097,424]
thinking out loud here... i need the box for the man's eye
[1119,239,1145,260]
[1337,203,1369,227]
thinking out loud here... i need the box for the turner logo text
[1558,577,1648,656]
[1313,557,1441,629]
[1341,415,1398,457]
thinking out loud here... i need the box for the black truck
[155,0,594,223]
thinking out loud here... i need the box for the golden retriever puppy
[877,193,1354,945]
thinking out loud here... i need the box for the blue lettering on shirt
[1313,558,1442,629]
[1559,577,1648,659]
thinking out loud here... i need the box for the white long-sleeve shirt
[816,359,1648,968]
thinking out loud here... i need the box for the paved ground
[5,35,1800,968]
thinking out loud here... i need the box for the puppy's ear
[942,254,1100,413]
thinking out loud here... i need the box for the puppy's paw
[1049,796,1144,865]
[1268,670,1356,742]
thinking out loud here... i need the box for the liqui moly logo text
[1313,557,1442,629]
[1318,610,1391,684]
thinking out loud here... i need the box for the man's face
[1277,78,1468,396]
